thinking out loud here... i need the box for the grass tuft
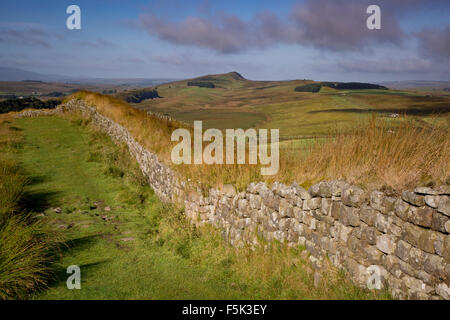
[0,119,61,300]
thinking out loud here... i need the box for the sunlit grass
[66,91,450,192]
[8,115,388,300]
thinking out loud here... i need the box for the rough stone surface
[342,185,366,207]
[377,234,397,254]
[424,195,439,208]
[19,100,450,300]
[402,191,425,207]
[437,196,449,217]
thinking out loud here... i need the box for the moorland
[0,71,448,300]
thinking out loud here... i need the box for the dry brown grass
[293,115,450,191]
[66,91,449,192]
[67,91,264,191]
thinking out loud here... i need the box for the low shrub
[0,97,60,114]
[321,82,388,90]
[294,83,322,93]
[116,89,160,103]
[0,215,59,299]
[187,81,215,88]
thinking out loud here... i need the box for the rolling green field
[134,72,450,139]
[2,116,388,300]
[1,72,447,300]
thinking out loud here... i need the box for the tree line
[0,97,60,114]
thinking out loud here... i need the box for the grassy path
[14,116,252,299]
[11,116,389,300]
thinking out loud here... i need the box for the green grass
[135,72,450,139]
[0,117,61,299]
[3,115,389,300]
[166,109,267,129]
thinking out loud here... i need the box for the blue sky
[0,0,449,81]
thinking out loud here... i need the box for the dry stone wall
[19,99,450,300]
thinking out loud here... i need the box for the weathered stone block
[402,191,425,207]
[431,211,449,233]
[321,198,332,216]
[286,229,299,243]
[359,205,377,226]
[370,191,395,214]
[237,198,248,211]
[395,240,412,262]
[424,195,439,208]
[437,196,450,217]
[265,194,280,211]
[278,198,293,218]
[317,181,332,198]
[408,206,434,228]
[366,245,384,264]
[360,226,379,245]
[303,197,321,211]
[436,283,450,300]
[423,252,444,279]
[330,202,342,220]
[344,258,369,285]
[414,187,439,195]
[376,234,397,254]
[393,198,410,221]
[342,185,366,207]
[433,233,445,257]
[308,183,321,197]
[337,223,353,243]
[248,194,262,210]
[223,184,236,197]
[408,247,425,270]
[279,218,293,231]
[330,180,348,197]
[292,182,311,200]
[339,205,360,227]
[401,222,436,253]
[316,220,330,236]
[402,274,428,293]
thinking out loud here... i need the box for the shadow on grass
[19,174,60,212]
[21,190,60,213]
[47,260,111,290]
[45,235,111,289]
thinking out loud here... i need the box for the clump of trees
[102,89,117,94]
[294,83,322,93]
[116,89,160,103]
[47,92,65,97]
[0,94,16,99]
[322,82,388,90]
[0,97,60,114]
[187,81,215,88]
[294,81,388,93]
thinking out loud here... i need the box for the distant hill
[0,67,178,87]
[185,72,247,88]
[382,80,450,90]
[0,67,64,82]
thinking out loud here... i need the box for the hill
[0,67,63,82]
[382,80,450,91]
[131,72,450,138]
[0,67,177,87]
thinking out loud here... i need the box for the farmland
[133,72,450,138]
